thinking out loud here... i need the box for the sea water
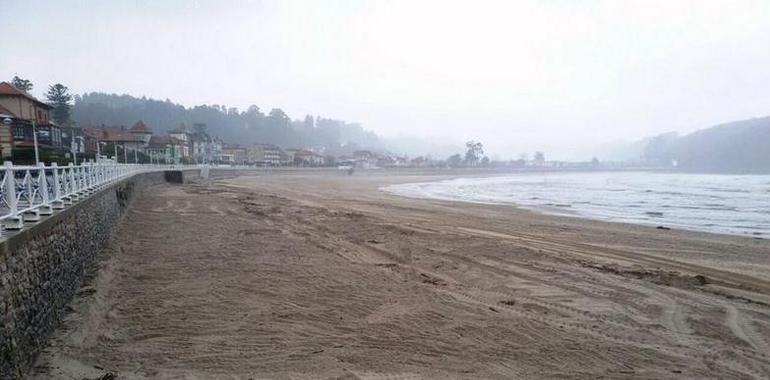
[383,171,770,237]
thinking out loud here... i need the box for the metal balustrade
[0,161,180,237]
[0,161,278,238]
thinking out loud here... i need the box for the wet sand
[32,169,770,379]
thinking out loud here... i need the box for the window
[13,126,25,140]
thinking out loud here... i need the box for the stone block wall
[0,171,175,379]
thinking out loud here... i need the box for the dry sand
[31,169,770,379]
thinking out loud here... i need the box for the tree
[268,108,290,126]
[481,156,490,166]
[193,122,208,135]
[303,115,314,131]
[464,140,484,166]
[69,92,384,154]
[46,83,73,124]
[246,105,262,115]
[11,76,33,92]
[533,151,545,165]
[447,153,463,168]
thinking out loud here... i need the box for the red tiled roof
[129,120,152,133]
[82,126,144,143]
[0,82,53,109]
[148,134,184,147]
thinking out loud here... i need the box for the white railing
[0,161,181,237]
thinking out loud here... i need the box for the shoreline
[380,170,769,239]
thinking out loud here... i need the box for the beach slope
[32,170,770,379]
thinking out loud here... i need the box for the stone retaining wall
[0,170,198,379]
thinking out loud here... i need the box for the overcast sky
[3,0,770,159]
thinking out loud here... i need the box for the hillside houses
[0,81,398,166]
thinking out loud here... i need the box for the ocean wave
[382,172,770,237]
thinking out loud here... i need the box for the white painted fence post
[3,162,23,230]
[68,163,78,201]
[38,163,52,215]
[51,163,64,209]
[84,163,92,191]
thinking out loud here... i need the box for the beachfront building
[0,82,53,123]
[249,143,283,166]
[82,125,146,161]
[352,150,379,168]
[129,120,153,144]
[169,123,192,160]
[146,135,183,163]
[0,81,64,160]
[0,104,17,158]
[221,144,248,164]
[190,131,222,164]
[286,148,325,167]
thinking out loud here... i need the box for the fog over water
[3,0,770,159]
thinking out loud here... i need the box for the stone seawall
[0,169,198,379]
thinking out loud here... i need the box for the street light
[72,136,84,165]
[2,118,11,159]
[32,120,39,165]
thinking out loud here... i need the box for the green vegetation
[11,76,33,92]
[71,93,382,156]
[46,84,73,124]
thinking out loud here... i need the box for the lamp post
[32,120,40,165]
[2,118,12,159]
[97,141,107,163]
[114,143,118,163]
[72,135,83,165]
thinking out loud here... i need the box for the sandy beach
[31,169,770,379]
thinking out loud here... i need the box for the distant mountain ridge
[644,116,770,173]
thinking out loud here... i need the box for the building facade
[249,143,283,166]
[221,144,248,164]
[0,82,62,160]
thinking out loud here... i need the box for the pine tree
[11,76,33,92]
[46,83,72,124]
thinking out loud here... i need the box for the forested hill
[72,92,383,155]
[644,116,770,173]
